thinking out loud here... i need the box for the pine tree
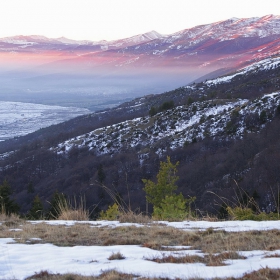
[142,156,179,208]
[142,157,195,220]
[153,194,188,221]
[27,181,35,194]
[97,164,106,184]
[97,164,106,199]
[28,195,43,220]
[0,180,19,214]
[149,106,157,116]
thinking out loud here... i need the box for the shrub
[227,206,280,221]
[149,106,157,116]
[99,203,120,220]
[159,101,174,112]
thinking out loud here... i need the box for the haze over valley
[0,101,89,141]
[1,15,280,112]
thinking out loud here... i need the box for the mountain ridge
[1,14,280,110]
[1,14,280,48]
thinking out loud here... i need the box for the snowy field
[1,220,280,279]
[0,101,90,141]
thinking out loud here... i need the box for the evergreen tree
[149,106,157,116]
[153,194,188,221]
[0,180,19,214]
[97,164,106,184]
[28,195,43,220]
[259,110,267,123]
[27,181,35,194]
[143,157,195,220]
[142,156,179,208]
[97,164,106,199]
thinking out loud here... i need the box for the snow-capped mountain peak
[142,30,163,40]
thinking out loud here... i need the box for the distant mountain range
[0,15,280,110]
[1,14,280,71]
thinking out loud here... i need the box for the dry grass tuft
[146,251,245,266]
[107,252,125,260]
[146,253,204,264]
[264,253,280,258]
[56,196,89,221]
[58,209,89,221]
[12,267,280,280]
[25,270,137,280]
[236,267,280,280]
[0,213,21,226]
[205,251,246,266]
[118,210,152,224]
[97,270,135,280]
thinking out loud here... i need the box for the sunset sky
[0,0,279,41]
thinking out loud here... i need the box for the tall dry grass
[54,196,90,221]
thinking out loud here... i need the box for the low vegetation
[1,156,279,223]
[24,268,280,280]
[107,252,126,260]
[1,217,280,253]
[145,251,246,266]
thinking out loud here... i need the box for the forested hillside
[1,56,280,216]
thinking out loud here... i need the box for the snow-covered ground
[0,101,90,141]
[205,56,280,85]
[1,220,280,280]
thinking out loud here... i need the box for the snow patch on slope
[206,56,280,85]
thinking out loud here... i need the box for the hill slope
[1,55,280,215]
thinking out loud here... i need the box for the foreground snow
[1,220,280,280]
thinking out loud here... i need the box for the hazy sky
[1,0,279,41]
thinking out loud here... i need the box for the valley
[0,101,90,141]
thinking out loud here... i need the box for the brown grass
[25,270,136,280]
[107,252,126,260]
[1,221,280,254]
[146,251,245,266]
[118,210,152,224]
[0,213,21,225]
[57,209,89,221]
[56,196,90,221]
[227,267,280,280]
[23,268,280,280]
[264,253,280,258]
